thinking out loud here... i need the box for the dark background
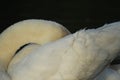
[0,0,120,33]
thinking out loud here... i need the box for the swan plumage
[8,21,120,80]
[0,19,70,80]
[0,20,120,80]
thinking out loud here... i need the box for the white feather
[8,22,120,80]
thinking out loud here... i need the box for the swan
[1,19,120,80]
[0,19,70,80]
[7,21,120,80]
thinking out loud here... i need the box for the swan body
[7,22,120,80]
[0,19,70,80]
[0,19,120,80]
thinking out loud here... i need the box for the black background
[0,0,120,33]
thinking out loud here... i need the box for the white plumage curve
[0,19,120,80]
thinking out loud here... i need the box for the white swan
[7,21,120,80]
[93,23,120,80]
[0,19,70,80]
[1,19,120,80]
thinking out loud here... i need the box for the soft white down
[8,22,120,80]
[0,19,120,80]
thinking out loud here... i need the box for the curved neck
[0,20,69,69]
